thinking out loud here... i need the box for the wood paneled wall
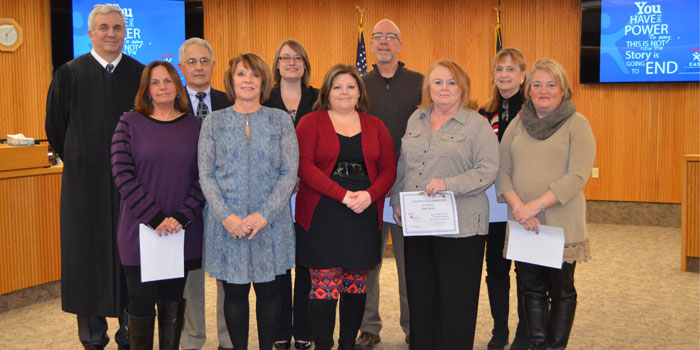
[203,0,699,203]
[0,0,52,140]
[0,0,697,205]
[0,173,62,294]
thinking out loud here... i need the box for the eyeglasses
[185,57,212,66]
[371,32,400,41]
[501,99,509,122]
[279,55,304,63]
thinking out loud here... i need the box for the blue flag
[356,31,367,75]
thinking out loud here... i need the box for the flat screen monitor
[580,0,700,83]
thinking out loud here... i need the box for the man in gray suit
[177,37,233,350]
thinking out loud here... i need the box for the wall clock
[0,19,23,52]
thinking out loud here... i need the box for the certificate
[139,224,185,282]
[399,191,459,236]
[505,220,565,269]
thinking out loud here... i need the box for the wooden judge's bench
[0,143,62,295]
[681,154,699,272]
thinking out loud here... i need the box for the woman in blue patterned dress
[198,53,299,350]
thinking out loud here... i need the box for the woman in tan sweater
[496,58,596,350]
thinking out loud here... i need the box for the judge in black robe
[45,50,144,346]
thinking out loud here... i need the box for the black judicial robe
[45,53,144,316]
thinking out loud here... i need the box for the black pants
[485,222,527,337]
[486,222,512,279]
[123,265,189,316]
[77,314,129,348]
[405,235,485,350]
[222,276,282,350]
[77,267,130,348]
[275,267,312,342]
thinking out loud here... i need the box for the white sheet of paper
[400,191,459,236]
[486,184,508,222]
[139,224,185,282]
[506,220,565,269]
[382,197,395,224]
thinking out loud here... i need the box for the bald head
[373,19,401,40]
[370,18,403,67]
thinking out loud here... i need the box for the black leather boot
[116,308,131,350]
[338,293,366,350]
[523,295,548,350]
[486,276,510,350]
[156,299,186,350]
[309,299,337,350]
[547,261,577,350]
[517,262,548,350]
[547,299,576,350]
[126,309,155,350]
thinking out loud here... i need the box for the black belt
[332,161,367,177]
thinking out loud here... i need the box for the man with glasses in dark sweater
[356,18,423,350]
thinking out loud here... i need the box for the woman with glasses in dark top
[264,39,318,350]
[294,64,396,350]
[477,47,529,350]
[265,39,319,127]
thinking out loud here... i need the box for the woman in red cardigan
[294,64,396,350]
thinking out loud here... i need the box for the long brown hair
[421,59,478,110]
[483,47,527,113]
[133,61,188,116]
[313,64,370,113]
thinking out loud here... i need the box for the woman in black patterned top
[477,47,529,350]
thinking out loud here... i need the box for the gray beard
[375,55,393,63]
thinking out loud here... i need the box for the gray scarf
[519,99,576,140]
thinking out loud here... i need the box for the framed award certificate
[399,191,459,236]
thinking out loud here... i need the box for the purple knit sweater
[111,111,205,266]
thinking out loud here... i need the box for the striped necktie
[105,63,114,74]
[196,92,209,119]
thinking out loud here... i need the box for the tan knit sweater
[496,112,596,263]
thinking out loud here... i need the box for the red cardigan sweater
[295,110,397,231]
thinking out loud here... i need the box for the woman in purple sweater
[111,61,205,350]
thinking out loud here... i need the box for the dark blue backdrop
[600,0,699,82]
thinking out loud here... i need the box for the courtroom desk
[681,155,699,272]
[0,165,62,295]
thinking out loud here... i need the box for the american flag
[356,30,367,75]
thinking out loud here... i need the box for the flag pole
[494,1,502,54]
[355,5,365,40]
[355,5,368,75]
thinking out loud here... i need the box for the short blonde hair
[313,64,370,113]
[421,59,478,110]
[272,40,312,87]
[525,58,572,100]
[224,53,273,104]
[88,4,125,31]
